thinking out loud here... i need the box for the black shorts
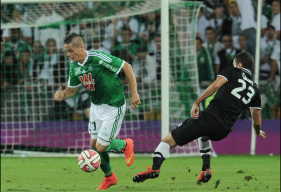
[171,111,230,146]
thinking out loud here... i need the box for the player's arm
[54,86,78,102]
[122,62,141,110]
[250,108,266,138]
[191,76,227,119]
[267,59,277,81]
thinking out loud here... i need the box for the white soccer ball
[78,149,101,172]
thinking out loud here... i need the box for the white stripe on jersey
[217,74,228,81]
[89,52,112,63]
[242,68,252,75]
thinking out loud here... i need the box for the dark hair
[196,36,203,44]
[121,26,132,33]
[137,45,148,53]
[234,52,254,70]
[205,26,215,32]
[21,49,31,54]
[63,33,81,44]
[239,33,246,38]
[46,38,56,45]
[222,33,232,38]
[267,24,276,30]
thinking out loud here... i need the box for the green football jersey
[68,51,125,107]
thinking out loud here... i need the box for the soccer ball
[78,149,101,172]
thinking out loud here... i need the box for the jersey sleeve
[217,66,233,81]
[67,65,81,87]
[249,89,261,109]
[94,51,125,75]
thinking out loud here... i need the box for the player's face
[64,43,83,62]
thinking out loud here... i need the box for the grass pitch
[1,155,280,192]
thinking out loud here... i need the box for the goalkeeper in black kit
[132,52,266,184]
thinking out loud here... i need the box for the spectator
[37,38,66,94]
[196,37,215,94]
[228,1,242,49]
[263,41,280,119]
[268,39,280,81]
[209,4,225,40]
[1,51,18,91]
[133,46,157,84]
[260,25,279,80]
[2,9,32,45]
[237,0,257,57]
[238,34,247,52]
[271,0,280,40]
[112,26,146,61]
[132,45,157,120]
[197,7,210,42]
[89,36,111,54]
[63,86,91,121]
[149,33,162,81]
[18,49,34,86]
[34,3,66,50]
[203,26,225,63]
[3,28,31,60]
[215,34,241,75]
[139,12,161,42]
[260,0,273,21]
[253,0,270,37]
[31,40,45,64]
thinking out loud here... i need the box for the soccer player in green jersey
[54,33,141,190]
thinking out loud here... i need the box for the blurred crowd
[1,0,280,121]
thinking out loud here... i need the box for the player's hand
[190,103,199,119]
[131,92,141,110]
[54,86,64,102]
[256,130,266,139]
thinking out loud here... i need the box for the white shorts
[88,102,126,146]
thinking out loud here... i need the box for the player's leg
[197,136,212,183]
[133,117,207,183]
[88,104,117,190]
[95,102,134,166]
[133,132,177,183]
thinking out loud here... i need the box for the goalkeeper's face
[64,43,85,62]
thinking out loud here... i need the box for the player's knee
[90,140,97,149]
[96,143,107,152]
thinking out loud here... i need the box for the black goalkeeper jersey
[204,66,261,131]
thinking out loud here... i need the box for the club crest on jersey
[79,73,95,91]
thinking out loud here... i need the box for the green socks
[105,139,126,152]
[92,139,126,176]
[92,148,112,176]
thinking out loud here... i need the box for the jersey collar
[78,50,89,66]
[242,68,252,76]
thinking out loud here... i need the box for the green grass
[1,155,280,192]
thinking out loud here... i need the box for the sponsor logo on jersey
[79,73,95,91]
[99,60,118,73]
